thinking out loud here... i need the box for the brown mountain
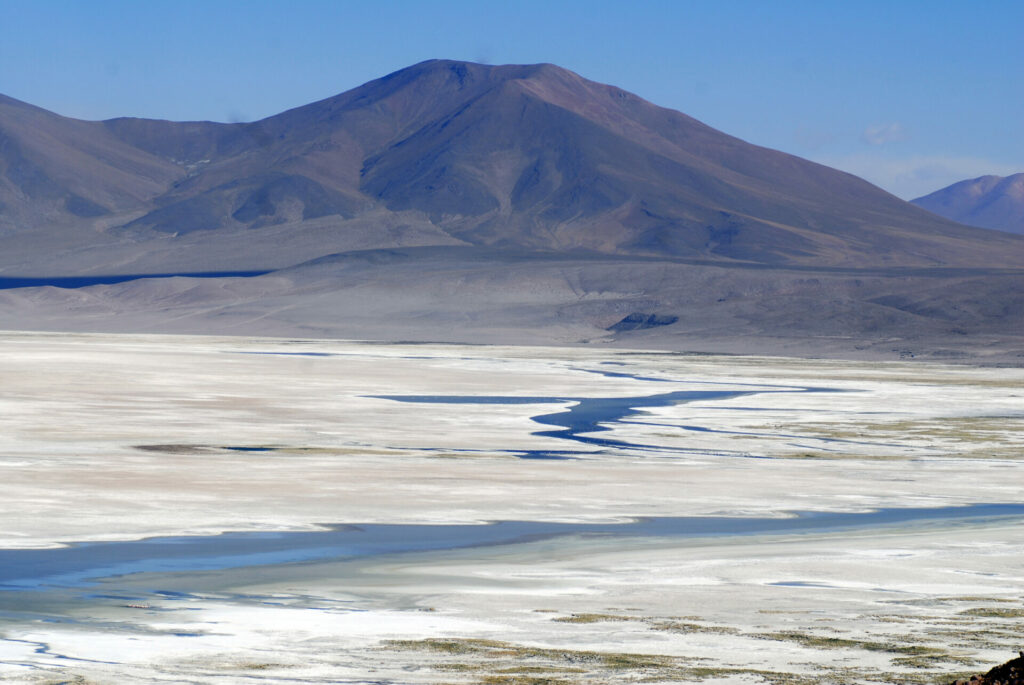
[1,60,1023,360]
[3,59,1024,274]
[0,94,182,230]
[912,174,1024,236]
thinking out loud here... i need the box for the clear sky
[1,0,1021,199]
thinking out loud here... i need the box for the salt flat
[0,332,1022,684]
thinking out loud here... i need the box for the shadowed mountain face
[913,174,1024,236]
[3,60,1024,272]
[0,94,183,232]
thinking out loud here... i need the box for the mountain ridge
[1,60,1023,361]
[4,59,1024,274]
[912,173,1024,236]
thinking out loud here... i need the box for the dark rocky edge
[607,312,679,332]
[949,652,1024,685]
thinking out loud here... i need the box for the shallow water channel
[369,375,843,458]
[3,504,1024,593]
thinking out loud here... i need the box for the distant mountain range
[912,174,1024,236]
[1,60,1022,360]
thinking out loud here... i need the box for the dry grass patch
[957,607,1024,618]
[383,637,819,684]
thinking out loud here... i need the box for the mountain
[1,60,1023,361]
[0,94,182,231]
[912,174,1024,236]
[4,59,1024,274]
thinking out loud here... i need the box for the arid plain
[1,331,1022,684]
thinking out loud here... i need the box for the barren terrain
[0,333,1021,683]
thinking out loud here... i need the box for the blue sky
[1,0,1021,199]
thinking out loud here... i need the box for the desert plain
[0,331,1022,684]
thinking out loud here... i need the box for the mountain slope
[4,60,1022,275]
[912,174,1024,236]
[0,94,184,234]
[1,60,1023,360]
[107,60,1024,268]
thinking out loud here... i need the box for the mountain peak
[912,173,1024,235]
[353,59,588,106]
[2,60,1024,270]
[2,60,1023,358]
[386,58,573,80]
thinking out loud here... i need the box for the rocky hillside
[913,174,1024,236]
[3,60,1024,277]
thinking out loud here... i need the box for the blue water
[0,272,270,290]
[369,388,815,457]
[529,390,751,450]
[366,359,862,459]
[2,504,1023,592]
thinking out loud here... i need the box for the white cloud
[814,153,1023,200]
[861,122,909,146]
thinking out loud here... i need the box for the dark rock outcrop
[949,652,1024,685]
[607,312,679,332]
